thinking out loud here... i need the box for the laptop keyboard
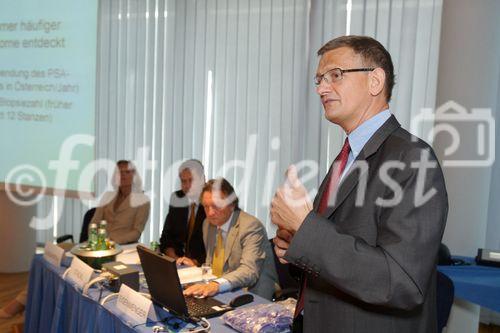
[185,297,225,317]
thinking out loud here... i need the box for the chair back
[437,271,454,332]
[79,207,97,243]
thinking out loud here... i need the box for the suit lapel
[178,195,193,236]
[313,163,334,210]
[223,210,240,265]
[195,204,205,226]
[322,162,365,217]
[115,193,130,213]
[205,223,216,262]
[320,115,401,218]
[179,195,189,223]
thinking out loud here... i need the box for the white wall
[435,0,500,331]
[436,0,500,257]
[486,72,500,250]
[0,192,36,272]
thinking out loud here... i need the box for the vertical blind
[36,0,443,244]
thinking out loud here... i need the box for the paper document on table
[116,243,143,265]
[178,266,216,285]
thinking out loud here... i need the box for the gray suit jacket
[203,209,278,300]
[285,115,448,333]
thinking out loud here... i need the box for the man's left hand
[274,228,294,264]
[183,281,220,297]
[271,165,313,232]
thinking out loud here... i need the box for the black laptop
[136,245,232,320]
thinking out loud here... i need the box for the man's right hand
[273,228,294,264]
[165,247,179,259]
[176,256,196,267]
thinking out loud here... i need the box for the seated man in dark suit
[159,159,206,266]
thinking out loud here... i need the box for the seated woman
[0,160,150,319]
[90,160,150,244]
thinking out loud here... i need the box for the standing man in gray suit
[180,178,278,300]
[271,36,448,332]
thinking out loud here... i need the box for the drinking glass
[201,263,211,283]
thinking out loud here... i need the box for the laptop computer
[136,245,232,320]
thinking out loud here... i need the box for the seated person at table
[1,161,150,319]
[159,159,206,266]
[90,160,150,244]
[179,178,278,300]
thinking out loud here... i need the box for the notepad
[178,266,217,285]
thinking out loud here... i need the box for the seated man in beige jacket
[90,160,150,244]
[179,178,278,300]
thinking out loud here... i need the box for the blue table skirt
[438,256,500,312]
[24,254,269,333]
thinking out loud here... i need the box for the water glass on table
[201,263,211,283]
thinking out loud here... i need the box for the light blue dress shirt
[341,109,392,180]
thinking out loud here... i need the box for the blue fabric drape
[24,254,268,332]
[438,256,500,312]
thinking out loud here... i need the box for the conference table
[28,251,500,333]
[24,254,271,333]
[438,257,500,312]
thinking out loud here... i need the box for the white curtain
[36,0,443,244]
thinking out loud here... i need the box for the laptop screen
[136,245,189,317]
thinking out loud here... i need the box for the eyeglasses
[314,67,374,86]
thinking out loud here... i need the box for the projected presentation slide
[0,0,97,194]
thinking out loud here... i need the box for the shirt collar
[347,109,391,158]
[187,197,199,205]
[218,211,234,234]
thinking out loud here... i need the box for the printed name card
[67,256,94,289]
[116,284,152,325]
[43,242,65,267]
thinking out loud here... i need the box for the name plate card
[116,284,152,325]
[67,256,94,288]
[43,242,65,267]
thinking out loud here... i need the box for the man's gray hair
[179,159,204,177]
